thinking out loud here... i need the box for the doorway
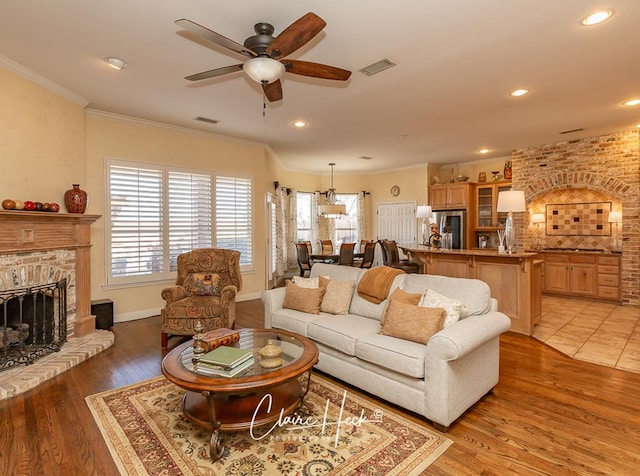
[376,201,417,262]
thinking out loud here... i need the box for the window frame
[104,158,254,288]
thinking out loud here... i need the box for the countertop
[401,246,538,258]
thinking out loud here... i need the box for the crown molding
[0,54,89,107]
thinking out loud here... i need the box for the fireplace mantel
[0,210,101,337]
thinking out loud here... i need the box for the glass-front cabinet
[474,181,512,229]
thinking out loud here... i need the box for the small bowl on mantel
[456,175,470,182]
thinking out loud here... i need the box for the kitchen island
[401,246,542,335]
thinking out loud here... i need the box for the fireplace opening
[1,279,67,371]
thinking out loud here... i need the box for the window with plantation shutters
[215,175,252,266]
[105,159,252,286]
[168,170,212,271]
[108,162,164,283]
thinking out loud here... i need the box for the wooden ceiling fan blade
[284,60,351,81]
[263,80,283,102]
[176,19,255,59]
[266,12,326,58]
[185,64,244,81]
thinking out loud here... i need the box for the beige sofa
[261,263,511,431]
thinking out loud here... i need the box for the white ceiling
[1,1,638,174]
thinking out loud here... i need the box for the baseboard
[237,292,263,301]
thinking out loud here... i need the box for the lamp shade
[531,213,545,224]
[608,211,622,223]
[243,57,285,84]
[319,203,346,217]
[416,205,432,219]
[496,190,527,212]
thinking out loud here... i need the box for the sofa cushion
[402,274,491,317]
[349,274,406,320]
[418,289,463,327]
[307,314,380,356]
[282,281,325,314]
[321,280,356,315]
[310,263,362,282]
[380,300,446,344]
[270,308,323,336]
[355,333,428,379]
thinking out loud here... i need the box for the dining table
[309,250,364,265]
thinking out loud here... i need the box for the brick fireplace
[0,211,101,341]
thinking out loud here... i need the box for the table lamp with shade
[608,210,622,252]
[416,205,432,245]
[531,213,546,250]
[496,190,527,254]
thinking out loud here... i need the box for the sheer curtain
[275,186,298,275]
[311,192,321,253]
[357,192,366,242]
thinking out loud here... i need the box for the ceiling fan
[175,12,351,102]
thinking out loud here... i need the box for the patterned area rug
[86,373,452,475]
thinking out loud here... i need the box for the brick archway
[522,172,636,203]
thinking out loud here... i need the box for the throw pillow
[291,276,320,288]
[419,288,463,327]
[283,281,325,314]
[184,273,220,296]
[321,280,355,315]
[380,300,446,344]
[291,276,331,288]
[380,288,422,325]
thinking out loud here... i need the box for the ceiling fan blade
[266,12,326,58]
[185,64,244,81]
[176,19,255,59]
[263,80,283,102]
[284,60,351,81]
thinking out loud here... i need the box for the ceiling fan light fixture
[243,57,285,84]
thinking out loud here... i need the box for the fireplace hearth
[1,279,67,371]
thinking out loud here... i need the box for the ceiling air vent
[195,116,219,125]
[359,58,396,76]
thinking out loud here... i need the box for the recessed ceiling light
[478,149,490,154]
[104,57,127,70]
[581,10,613,26]
[399,134,410,139]
[510,89,529,97]
[623,99,640,107]
[636,123,640,129]
[292,120,308,128]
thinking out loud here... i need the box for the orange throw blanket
[357,266,405,304]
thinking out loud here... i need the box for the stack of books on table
[195,345,254,377]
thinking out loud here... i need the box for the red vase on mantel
[64,184,87,214]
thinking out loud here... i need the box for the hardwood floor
[1,299,640,475]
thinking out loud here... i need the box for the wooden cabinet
[542,253,620,301]
[473,181,512,229]
[429,183,470,210]
[597,255,621,300]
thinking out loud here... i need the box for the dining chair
[379,240,420,273]
[321,240,333,254]
[356,241,376,269]
[339,242,355,266]
[296,242,313,277]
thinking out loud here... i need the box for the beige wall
[84,112,269,320]
[0,67,85,202]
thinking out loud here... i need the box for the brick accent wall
[512,130,640,306]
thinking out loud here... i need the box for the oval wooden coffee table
[162,328,319,461]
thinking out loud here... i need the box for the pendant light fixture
[319,163,347,218]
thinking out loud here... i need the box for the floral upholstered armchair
[161,248,242,348]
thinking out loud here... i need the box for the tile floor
[533,295,640,374]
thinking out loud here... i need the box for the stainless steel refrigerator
[432,210,466,249]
